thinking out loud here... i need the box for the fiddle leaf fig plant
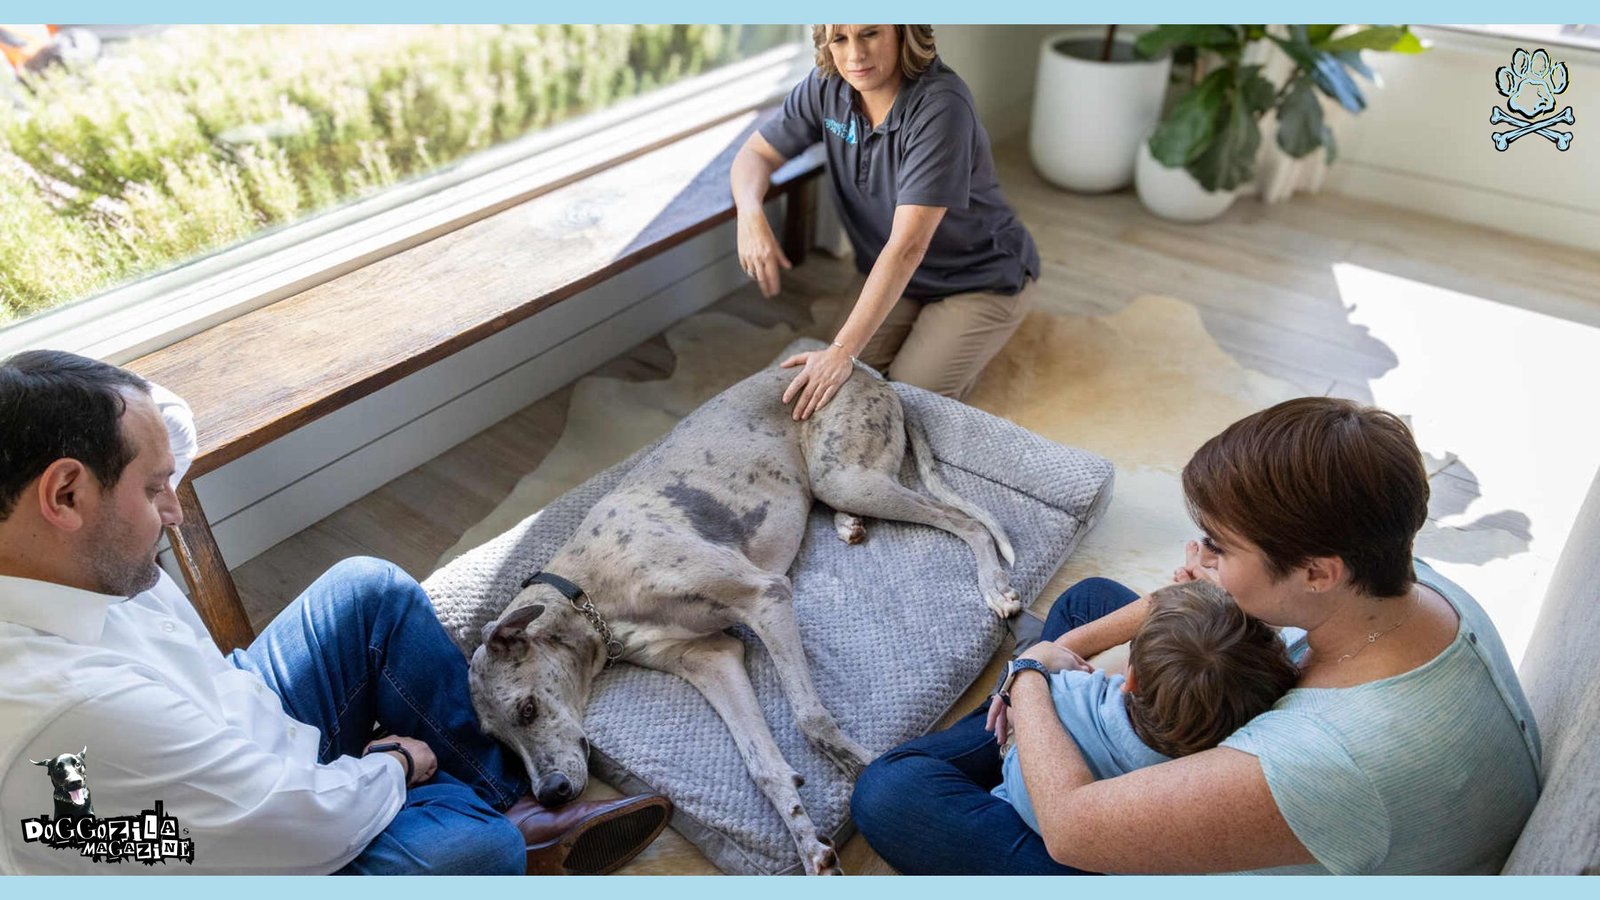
[1136,24,1424,192]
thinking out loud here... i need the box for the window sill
[0,42,813,365]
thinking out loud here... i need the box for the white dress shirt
[0,386,405,874]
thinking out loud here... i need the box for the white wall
[1325,28,1600,252]
[934,24,1065,141]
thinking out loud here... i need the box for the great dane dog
[468,362,1017,874]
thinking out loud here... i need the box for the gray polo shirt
[759,57,1041,302]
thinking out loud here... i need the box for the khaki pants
[830,277,1036,400]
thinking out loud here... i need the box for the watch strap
[365,741,414,782]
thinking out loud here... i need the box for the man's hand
[365,735,438,787]
[779,345,855,421]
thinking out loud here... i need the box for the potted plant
[1132,24,1423,222]
[1030,25,1172,193]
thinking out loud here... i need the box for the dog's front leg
[645,634,843,875]
[743,578,874,777]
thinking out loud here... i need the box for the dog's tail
[904,409,1016,565]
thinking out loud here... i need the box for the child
[992,579,1298,835]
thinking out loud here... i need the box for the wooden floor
[231,137,1600,872]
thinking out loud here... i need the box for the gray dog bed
[423,340,1114,874]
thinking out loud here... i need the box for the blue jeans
[849,577,1140,875]
[229,557,535,875]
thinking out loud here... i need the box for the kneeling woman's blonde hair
[811,25,938,81]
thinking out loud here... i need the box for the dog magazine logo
[1491,47,1575,151]
[18,748,195,866]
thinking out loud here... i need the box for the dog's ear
[30,759,49,767]
[483,603,546,654]
[79,747,87,762]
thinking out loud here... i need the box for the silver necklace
[1336,591,1420,664]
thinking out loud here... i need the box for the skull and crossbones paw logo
[1492,48,1574,151]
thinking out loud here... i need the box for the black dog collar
[522,570,625,666]
[523,570,584,601]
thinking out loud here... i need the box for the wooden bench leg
[781,179,815,267]
[167,482,255,653]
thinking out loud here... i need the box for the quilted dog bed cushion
[422,339,1115,874]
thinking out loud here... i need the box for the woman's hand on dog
[780,345,855,421]
[365,735,438,787]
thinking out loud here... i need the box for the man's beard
[84,519,162,598]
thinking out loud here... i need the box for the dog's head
[31,748,90,808]
[469,590,604,807]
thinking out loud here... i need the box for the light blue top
[992,668,1169,834]
[1222,560,1542,874]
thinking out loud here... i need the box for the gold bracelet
[830,340,858,364]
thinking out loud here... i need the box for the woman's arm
[1007,668,1315,873]
[833,204,945,355]
[731,133,793,298]
[781,203,946,420]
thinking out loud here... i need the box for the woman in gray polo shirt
[731,24,1041,419]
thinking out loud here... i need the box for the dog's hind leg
[641,634,843,875]
[738,574,873,777]
[813,471,1023,618]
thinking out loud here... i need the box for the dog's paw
[984,583,1023,619]
[806,835,843,875]
[833,512,867,545]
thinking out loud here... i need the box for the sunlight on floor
[1333,262,1600,667]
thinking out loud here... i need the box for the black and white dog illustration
[31,748,94,819]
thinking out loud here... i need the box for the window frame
[0,38,814,365]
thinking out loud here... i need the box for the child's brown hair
[1124,580,1298,758]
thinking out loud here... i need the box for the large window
[0,24,799,332]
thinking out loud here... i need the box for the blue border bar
[11,4,1600,25]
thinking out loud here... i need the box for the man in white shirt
[0,350,671,874]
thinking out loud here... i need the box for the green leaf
[1276,77,1325,158]
[1306,25,1340,46]
[1389,29,1425,54]
[1188,83,1261,192]
[1324,25,1418,53]
[1148,68,1231,167]
[1322,124,1338,164]
[1240,66,1277,114]
[1134,24,1246,60]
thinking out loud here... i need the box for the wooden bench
[128,112,824,653]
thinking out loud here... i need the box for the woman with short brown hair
[852,397,1541,874]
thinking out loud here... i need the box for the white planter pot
[1030,33,1172,193]
[1134,139,1238,222]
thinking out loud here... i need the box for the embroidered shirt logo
[1491,48,1575,151]
[824,116,858,145]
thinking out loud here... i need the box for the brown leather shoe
[506,792,673,875]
